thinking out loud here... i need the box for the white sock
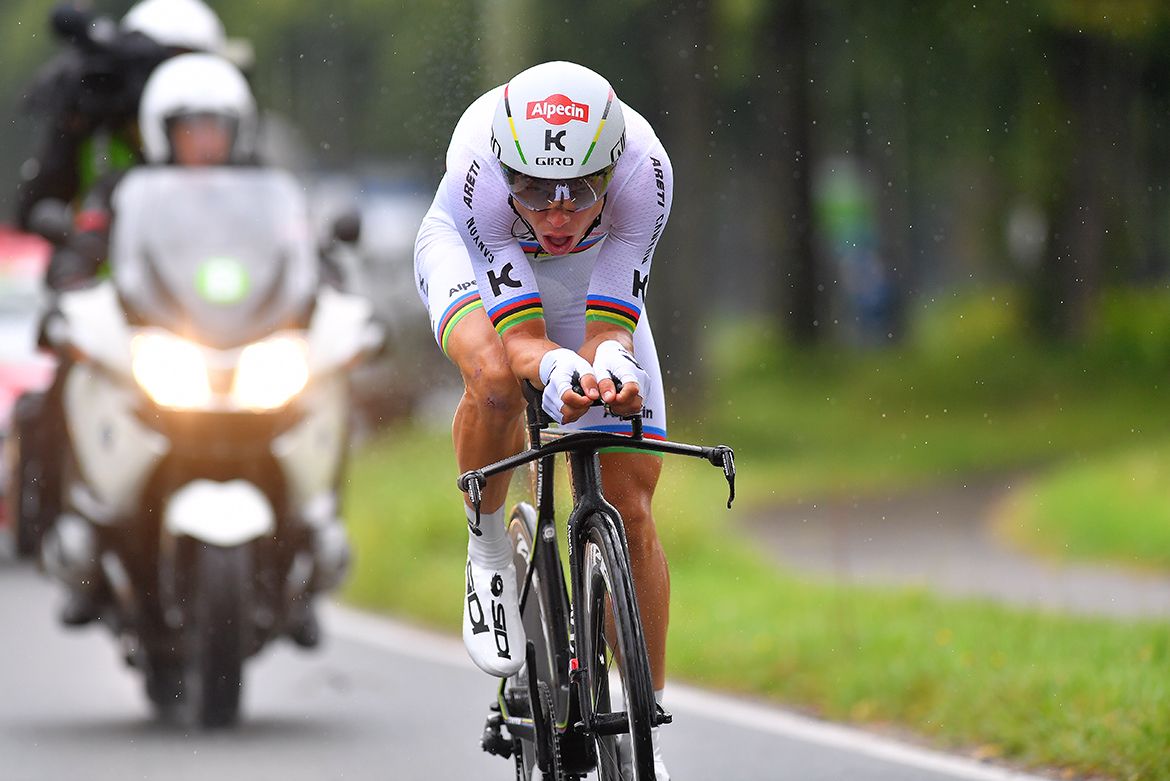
[652,689,668,767]
[465,505,511,568]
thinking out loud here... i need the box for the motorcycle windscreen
[109,167,319,349]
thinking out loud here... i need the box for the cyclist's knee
[607,480,658,545]
[602,453,660,507]
[462,360,524,418]
[447,319,524,419]
[620,495,659,548]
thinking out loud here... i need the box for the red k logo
[526,94,590,125]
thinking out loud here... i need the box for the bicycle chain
[538,680,566,781]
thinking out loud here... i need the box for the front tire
[187,542,251,727]
[579,512,656,780]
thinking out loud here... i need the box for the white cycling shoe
[463,556,525,677]
[619,729,671,781]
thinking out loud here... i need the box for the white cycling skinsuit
[415,85,673,441]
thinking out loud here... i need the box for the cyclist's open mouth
[540,233,577,255]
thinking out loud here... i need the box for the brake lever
[457,470,486,535]
[709,446,736,509]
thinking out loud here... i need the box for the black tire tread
[191,542,249,727]
[580,511,655,780]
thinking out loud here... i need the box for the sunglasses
[500,164,615,212]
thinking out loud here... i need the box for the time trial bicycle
[458,380,735,780]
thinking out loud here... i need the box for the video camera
[22,4,174,130]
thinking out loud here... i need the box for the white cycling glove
[539,348,595,424]
[592,340,650,399]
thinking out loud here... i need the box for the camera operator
[14,0,226,231]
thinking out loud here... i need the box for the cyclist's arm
[444,140,599,419]
[582,142,673,411]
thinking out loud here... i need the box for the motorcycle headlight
[231,336,309,410]
[131,333,212,409]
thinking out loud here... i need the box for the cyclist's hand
[539,348,598,424]
[592,340,648,415]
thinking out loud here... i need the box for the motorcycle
[34,166,381,727]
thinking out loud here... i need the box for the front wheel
[579,512,656,780]
[186,541,251,727]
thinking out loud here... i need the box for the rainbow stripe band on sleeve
[488,293,544,335]
[437,291,484,356]
[585,295,641,333]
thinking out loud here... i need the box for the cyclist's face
[512,197,604,257]
[169,116,233,166]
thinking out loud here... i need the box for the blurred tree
[1028,0,1170,340]
[219,0,483,175]
[480,0,536,89]
[771,0,821,345]
[645,1,716,386]
[0,0,68,219]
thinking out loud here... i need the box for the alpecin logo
[527,94,589,125]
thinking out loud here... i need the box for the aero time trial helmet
[121,0,226,53]
[492,61,626,211]
[138,53,256,164]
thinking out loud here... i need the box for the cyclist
[415,60,673,778]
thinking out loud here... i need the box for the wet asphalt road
[0,555,1052,781]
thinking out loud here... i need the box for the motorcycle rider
[45,51,257,290]
[15,0,227,231]
[39,53,346,647]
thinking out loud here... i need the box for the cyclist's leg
[599,452,667,687]
[415,193,525,516]
[447,317,528,676]
[446,311,525,516]
[416,201,526,676]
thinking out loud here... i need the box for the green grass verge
[703,310,1170,510]
[343,426,1170,781]
[997,441,1170,571]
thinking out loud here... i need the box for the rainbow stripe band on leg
[489,293,544,335]
[585,295,641,333]
[438,291,483,356]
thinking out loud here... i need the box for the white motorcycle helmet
[138,53,256,165]
[492,61,626,211]
[121,0,226,53]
